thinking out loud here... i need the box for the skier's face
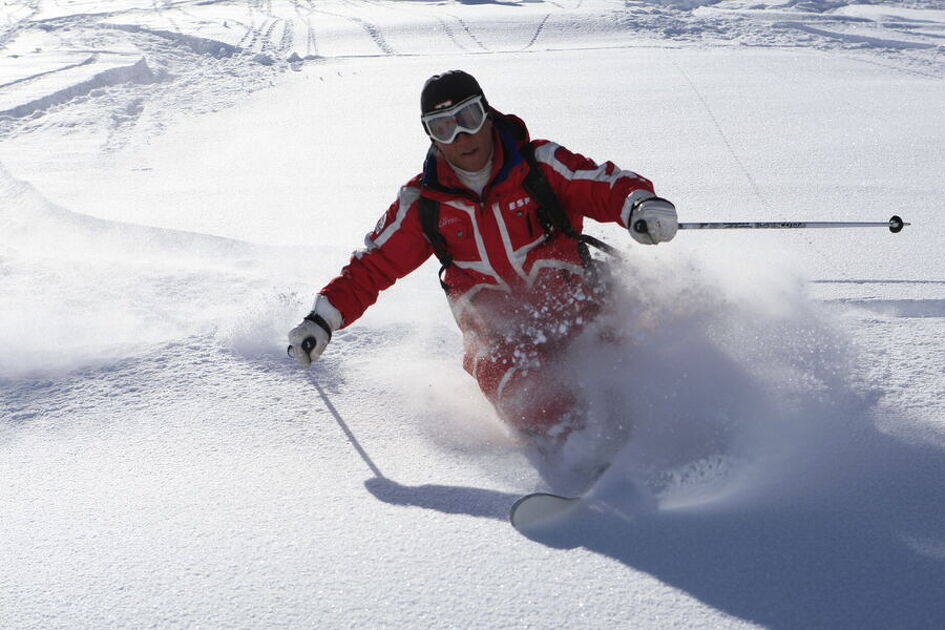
[435,118,494,172]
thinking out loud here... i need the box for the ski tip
[509,492,581,532]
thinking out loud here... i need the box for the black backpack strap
[520,143,621,261]
[418,195,453,291]
[519,143,574,240]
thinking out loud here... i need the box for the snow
[2,1,945,628]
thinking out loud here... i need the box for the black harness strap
[419,195,453,290]
[518,144,621,262]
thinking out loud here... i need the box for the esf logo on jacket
[507,197,531,212]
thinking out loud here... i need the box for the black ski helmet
[420,70,489,116]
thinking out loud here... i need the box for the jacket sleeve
[530,140,656,229]
[318,185,433,328]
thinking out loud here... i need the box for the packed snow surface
[2,1,945,628]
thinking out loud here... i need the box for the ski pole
[635,214,909,234]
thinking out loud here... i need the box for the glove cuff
[311,294,344,332]
[620,190,658,228]
[303,313,333,342]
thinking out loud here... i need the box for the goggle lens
[422,97,486,144]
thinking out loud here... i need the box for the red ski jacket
[319,112,656,337]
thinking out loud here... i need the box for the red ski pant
[454,265,612,434]
[469,343,578,434]
[460,302,598,433]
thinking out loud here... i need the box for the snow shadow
[518,420,945,629]
[308,370,521,519]
[363,477,515,521]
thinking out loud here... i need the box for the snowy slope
[2,1,945,629]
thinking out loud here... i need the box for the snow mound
[0,163,275,379]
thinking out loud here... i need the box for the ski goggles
[421,95,488,144]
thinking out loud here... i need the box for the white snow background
[2,1,945,628]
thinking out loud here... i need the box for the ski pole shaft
[667,215,908,233]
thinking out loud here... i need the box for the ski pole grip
[286,336,319,360]
[301,336,318,355]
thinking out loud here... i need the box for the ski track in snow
[1,0,944,133]
[2,1,945,629]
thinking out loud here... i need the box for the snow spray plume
[337,248,873,504]
[545,251,872,507]
[351,320,510,451]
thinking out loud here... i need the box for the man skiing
[289,70,677,439]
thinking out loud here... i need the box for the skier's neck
[449,150,494,197]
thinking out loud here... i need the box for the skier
[289,70,677,439]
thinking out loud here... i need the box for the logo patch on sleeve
[373,212,392,237]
